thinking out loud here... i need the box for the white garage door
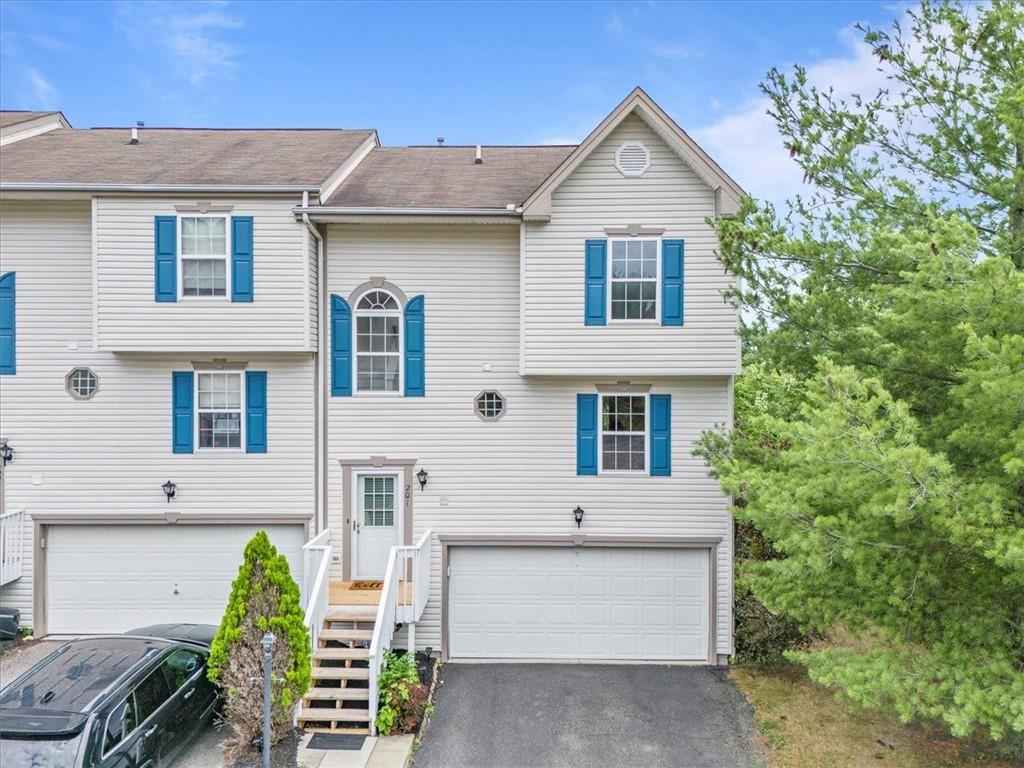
[47,524,306,635]
[448,546,710,661]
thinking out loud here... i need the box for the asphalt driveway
[413,663,763,768]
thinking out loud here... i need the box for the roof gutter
[1,183,321,193]
[295,205,522,219]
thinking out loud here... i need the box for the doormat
[307,733,365,751]
[350,580,383,590]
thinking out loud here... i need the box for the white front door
[353,472,402,579]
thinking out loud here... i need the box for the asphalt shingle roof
[0,127,376,187]
[0,110,60,129]
[322,145,577,209]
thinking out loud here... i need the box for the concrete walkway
[413,663,763,768]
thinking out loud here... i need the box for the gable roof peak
[521,87,744,220]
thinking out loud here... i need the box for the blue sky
[0,0,903,200]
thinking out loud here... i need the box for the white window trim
[350,468,404,578]
[65,367,99,400]
[598,392,649,475]
[194,370,245,451]
[178,213,231,301]
[474,390,507,421]
[353,289,403,397]
[607,237,661,324]
[614,141,651,177]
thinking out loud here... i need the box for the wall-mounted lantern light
[416,468,429,490]
[162,479,177,503]
[0,442,12,466]
[573,506,585,528]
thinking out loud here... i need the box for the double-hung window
[600,394,647,472]
[609,239,658,321]
[197,372,242,449]
[180,215,229,297]
[355,290,401,393]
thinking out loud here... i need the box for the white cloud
[650,42,702,61]
[23,68,59,109]
[117,1,242,87]
[692,22,892,204]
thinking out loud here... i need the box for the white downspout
[303,191,327,534]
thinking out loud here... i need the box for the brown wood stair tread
[325,610,377,622]
[319,628,373,642]
[309,667,370,680]
[303,727,370,735]
[305,687,370,701]
[299,708,371,722]
[313,647,369,660]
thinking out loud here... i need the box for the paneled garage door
[448,546,710,661]
[46,524,305,635]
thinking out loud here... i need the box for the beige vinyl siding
[522,114,740,376]
[326,224,734,656]
[94,195,312,352]
[0,201,315,627]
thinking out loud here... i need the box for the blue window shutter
[245,371,267,453]
[231,216,254,302]
[577,394,599,475]
[172,371,194,454]
[650,394,671,476]
[0,272,15,375]
[404,295,425,397]
[154,216,177,302]
[330,295,352,396]
[584,239,607,326]
[661,239,684,326]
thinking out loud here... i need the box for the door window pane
[361,476,395,527]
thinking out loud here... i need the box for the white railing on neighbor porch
[301,529,332,654]
[368,528,433,735]
[0,509,25,587]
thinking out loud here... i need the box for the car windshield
[0,732,84,768]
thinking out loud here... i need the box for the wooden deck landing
[329,580,413,606]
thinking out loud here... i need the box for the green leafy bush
[207,531,311,753]
[375,650,430,735]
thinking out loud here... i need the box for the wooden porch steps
[313,647,369,661]
[305,666,370,680]
[319,628,373,642]
[298,608,377,735]
[306,687,370,701]
[299,707,370,722]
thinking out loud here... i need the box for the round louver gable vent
[615,142,651,177]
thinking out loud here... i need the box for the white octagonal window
[615,142,651,177]
[474,390,506,421]
[66,367,99,400]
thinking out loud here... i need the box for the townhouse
[0,91,742,685]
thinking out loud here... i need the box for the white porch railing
[301,529,332,654]
[368,528,433,735]
[0,509,25,587]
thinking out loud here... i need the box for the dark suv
[0,624,219,767]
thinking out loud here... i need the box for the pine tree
[698,0,1024,742]
[207,531,312,752]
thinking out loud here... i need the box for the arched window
[355,289,401,392]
